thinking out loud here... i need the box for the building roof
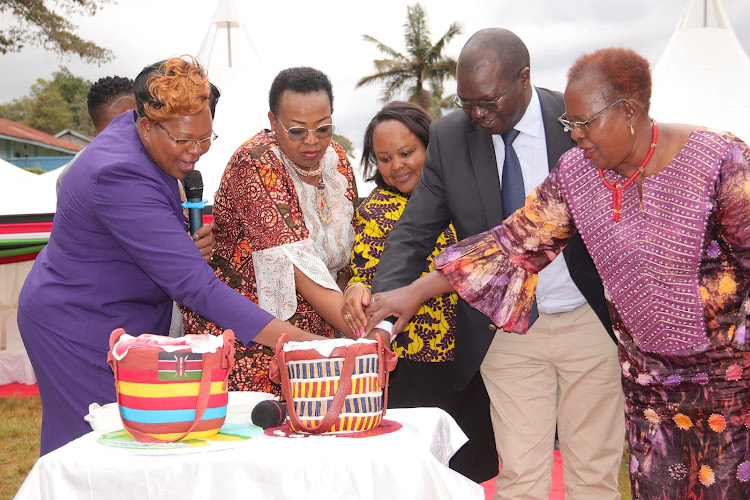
[54,129,94,143]
[0,118,84,154]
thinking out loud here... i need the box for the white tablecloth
[14,407,484,500]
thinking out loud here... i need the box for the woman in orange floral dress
[182,67,358,395]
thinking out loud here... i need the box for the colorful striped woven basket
[269,333,397,434]
[107,328,236,443]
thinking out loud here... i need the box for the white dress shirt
[491,87,586,315]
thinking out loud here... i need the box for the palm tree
[356,3,461,118]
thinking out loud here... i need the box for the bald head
[455,28,533,135]
[457,28,530,80]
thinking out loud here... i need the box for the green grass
[620,445,632,499]
[0,397,41,500]
[0,396,633,499]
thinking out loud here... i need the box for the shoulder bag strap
[377,334,398,418]
[110,330,230,443]
[281,344,362,434]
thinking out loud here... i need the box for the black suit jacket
[372,88,614,392]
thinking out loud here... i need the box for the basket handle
[109,329,233,443]
[124,351,213,443]
[377,333,398,419]
[282,344,361,434]
[106,328,128,383]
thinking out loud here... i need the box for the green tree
[0,95,32,123]
[0,0,113,64]
[0,67,94,136]
[332,133,354,158]
[356,3,461,118]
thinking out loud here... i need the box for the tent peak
[197,0,259,70]
[677,0,730,30]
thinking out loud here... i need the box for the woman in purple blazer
[17,57,319,455]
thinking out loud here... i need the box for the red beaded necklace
[597,121,658,222]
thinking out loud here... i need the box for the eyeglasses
[453,68,525,112]
[156,122,218,149]
[272,113,335,143]
[558,98,627,132]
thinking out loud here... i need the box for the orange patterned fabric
[182,130,357,395]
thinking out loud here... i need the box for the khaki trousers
[480,303,625,500]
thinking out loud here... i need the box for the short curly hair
[268,67,333,115]
[87,76,133,117]
[134,56,218,121]
[567,47,651,114]
[360,101,433,191]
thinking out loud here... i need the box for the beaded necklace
[284,157,324,177]
[597,120,658,222]
[279,150,332,225]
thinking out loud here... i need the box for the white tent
[195,0,270,204]
[1,158,57,216]
[650,0,750,142]
[0,262,36,385]
[0,159,39,384]
[192,0,372,203]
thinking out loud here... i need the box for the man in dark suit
[370,28,624,499]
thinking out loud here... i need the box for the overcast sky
[2,0,749,196]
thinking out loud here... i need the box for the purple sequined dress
[435,129,750,499]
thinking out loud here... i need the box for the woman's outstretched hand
[341,283,370,337]
[364,286,423,336]
[363,270,454,336]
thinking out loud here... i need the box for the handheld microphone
[251,400,287,429]
[183,170,205,236]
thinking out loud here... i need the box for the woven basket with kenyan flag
[107,328,235,442]
[269,334,397,434]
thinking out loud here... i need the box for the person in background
[181,67,359,395]
[17,56,320,455]
[340,101,498,483]
[367,29,624,499]
[367,46,750,499]
[87,76,138,134]
[55,76,136,193]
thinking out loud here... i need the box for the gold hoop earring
[629,124,634,135]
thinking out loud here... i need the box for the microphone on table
[183,170,206,236]
[251,400,287,429]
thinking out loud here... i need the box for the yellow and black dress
[349,186,498,483]
[350,186,457,362]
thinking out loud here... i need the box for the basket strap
[378,335,398,418]
[282,345,361,434]
[120,350,215,443]
[172,350,214,440]
[106,328,128,381]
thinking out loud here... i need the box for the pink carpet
[481,450,565,500]
[0,382,39,398]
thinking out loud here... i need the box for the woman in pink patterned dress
[366,48,750,499]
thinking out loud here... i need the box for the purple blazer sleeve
[89,143,273,346]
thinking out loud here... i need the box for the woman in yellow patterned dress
[341,101,498,483]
